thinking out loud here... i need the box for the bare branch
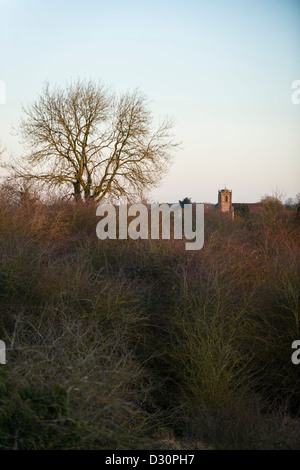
[10,80,179,201]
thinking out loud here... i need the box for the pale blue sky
[0,0,299,202]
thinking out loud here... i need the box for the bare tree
[9,80,178,201]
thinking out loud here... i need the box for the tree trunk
[73,180,81,201]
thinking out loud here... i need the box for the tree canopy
[11,80,178,201]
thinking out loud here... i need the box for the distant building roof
[233,203,263,214]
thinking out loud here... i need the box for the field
[0,189,299,449]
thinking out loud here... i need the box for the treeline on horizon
[0,184,299,450]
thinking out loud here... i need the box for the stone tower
[218,188,234,219]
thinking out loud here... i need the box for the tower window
[225,196,228,202]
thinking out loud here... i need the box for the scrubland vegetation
[0,186,299,449]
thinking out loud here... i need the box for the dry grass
[0,187,299,449]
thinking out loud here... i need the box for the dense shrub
[0,189,299,449]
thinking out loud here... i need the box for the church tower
[218,188,234,219]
